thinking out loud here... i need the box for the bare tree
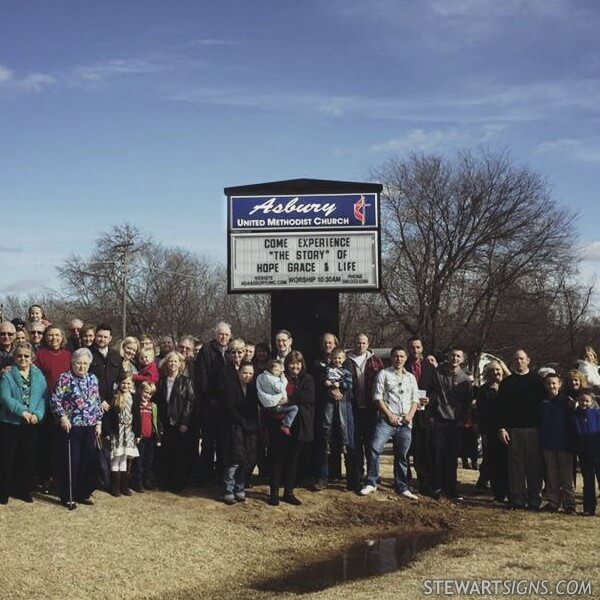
[55,223,272,343]
[373,150,578,355]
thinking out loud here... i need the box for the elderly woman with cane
[50,348,103,509]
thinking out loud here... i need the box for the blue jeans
[366,418,412,493]
[319,398,355,481]
[268,404,299,428]
[223,464,245,496]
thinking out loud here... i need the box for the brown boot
[120,471,132,496]
[110,472,121,497]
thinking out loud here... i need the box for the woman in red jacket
[35,325,71,494]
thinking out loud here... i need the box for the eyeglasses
[15,354,31,359]
[0,332,15,336]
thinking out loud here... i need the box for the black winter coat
[155,375,195,429]
[89,346,124,404]
[406,358,438,430]
[287,372,315,444]
[221,377,259,466]
[474,384,500,436]
[194,339,230,404]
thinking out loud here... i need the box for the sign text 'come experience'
[230,231,379,291]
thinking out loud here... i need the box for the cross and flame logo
[353,195,370,225]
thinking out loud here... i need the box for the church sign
[226,186,381,293]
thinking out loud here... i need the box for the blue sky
[1,0,600,298]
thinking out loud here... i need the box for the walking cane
[66,433,76,510]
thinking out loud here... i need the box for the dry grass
[1,463,599,599]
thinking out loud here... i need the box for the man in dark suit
[406,336,437,497]
[89,323,125,488]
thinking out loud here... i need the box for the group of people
[1,305,600,517]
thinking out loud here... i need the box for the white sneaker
[401,490,419,500]
[359,485,377,496]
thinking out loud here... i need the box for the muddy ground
[0,458,598,599]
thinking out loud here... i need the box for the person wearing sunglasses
[0,321,16,372]
[66,318,84,353]
[26,323,45,356]
[0,342,48,504]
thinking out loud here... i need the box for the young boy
[540,373,575,514]
[324,348,353,393]
[256,359,298,436]
[572,391,600,516]
[132,381,161,491]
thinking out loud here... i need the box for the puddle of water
[254,528,447,594]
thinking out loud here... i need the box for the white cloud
[0,278,45,294]
[72,58,165,83]
[368,128,462,153]
[183,38,240,46]
[167,76,600,125]
[536,137,600,164]
[331,0,585,49]
[15,72,56,92]
[582,242,600,263]
[0,64,13,83]
[367,123,505,154]
[0,64,55,93]
[428,0,570,19]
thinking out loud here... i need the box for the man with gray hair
[67,318,84,353]
[194,321,232,484]
[0,320,16,372]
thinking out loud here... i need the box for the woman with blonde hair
[474,360,508,501]
[566,369,589,399]
[155,351,195,492]
[119,336,140,377]
[577,346,600,388]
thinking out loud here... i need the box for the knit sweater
[497,371,545,430]
[35,347,72,390]
[0,365,48,425]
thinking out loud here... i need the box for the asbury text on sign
[230,231,379,291]
[230,193,378,230]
